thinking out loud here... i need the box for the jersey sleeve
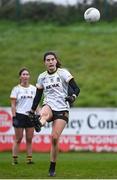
[10,86,18,99]
[36,74,44,89]
[60,68,73,83]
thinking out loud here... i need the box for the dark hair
[19,67,29,76]
[43,51,61,68]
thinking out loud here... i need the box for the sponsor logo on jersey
[21,95,33,99]
[46,83,60,89]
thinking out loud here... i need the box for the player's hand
[65,95,76,104]
[13,116,16,121]
[12,116,18,126]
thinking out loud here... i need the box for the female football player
[28,51,80,176]
[10,67,36,165]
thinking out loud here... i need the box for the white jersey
[10,84,36,115]
[36,68,73,111]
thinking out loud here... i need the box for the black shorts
[13,113,34,128]
[48,110,69,123]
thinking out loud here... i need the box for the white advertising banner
[0,107,117,152]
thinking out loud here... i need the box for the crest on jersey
[50,78,54,83]
[57,77,60,82]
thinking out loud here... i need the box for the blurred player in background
[28,51,80,176]
[10,67,37,165]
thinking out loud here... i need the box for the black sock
[49,162,56,172]
[13,156,18,163]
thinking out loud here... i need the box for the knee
[41,111,50,119]
[26,137,32,144]
[51,133,59,146]
[15,137,22,144]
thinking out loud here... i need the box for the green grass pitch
[1,151,117,179]
[0,21,117,107]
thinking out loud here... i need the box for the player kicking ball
[28,51,80,176]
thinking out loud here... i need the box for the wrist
[72,94,76,99]
[31,109,35,113]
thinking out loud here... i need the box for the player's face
[44,54,57,72]
[20,70,30,84]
